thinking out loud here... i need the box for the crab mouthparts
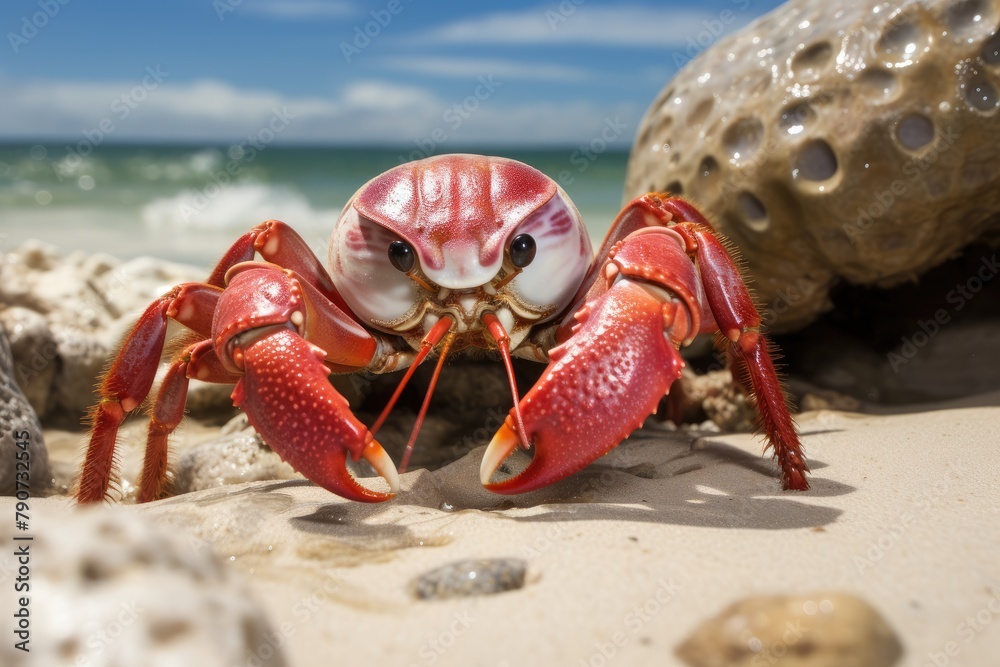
[368,311,530,478]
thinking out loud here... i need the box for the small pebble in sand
[676,591,902,667]
[413,558,527,600]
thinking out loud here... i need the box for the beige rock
[47,323,112,428]
[676,592,903,667]
[625,0,1000,332]
[93,255,210,323]
[0,505,286,667]
[0,241,225,429]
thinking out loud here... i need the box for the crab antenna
[481,312,531,451]
[399,333,455,473]
[371,315,454,436]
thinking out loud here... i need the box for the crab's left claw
[481,275,685,494]
[234,327,398,502]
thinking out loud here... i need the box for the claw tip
[480,423,519,487]
[362,440,400,495]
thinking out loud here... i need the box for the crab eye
[509,234,536,268]
[388,240,415,272]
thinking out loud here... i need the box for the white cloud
[0,73,337,140]
[0,72,639,146]
[341,80,438,110]
[242,0,354,19]
[411,5,751,48]
[376,56,588,82]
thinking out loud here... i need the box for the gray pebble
[413,558,527,600]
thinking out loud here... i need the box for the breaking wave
[141,181,342,232]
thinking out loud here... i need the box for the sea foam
[141,182,341,232]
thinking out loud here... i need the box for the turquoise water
[0,143,629,268]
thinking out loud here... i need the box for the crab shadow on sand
[279,424,854,545]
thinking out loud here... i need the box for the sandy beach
[2,392,998,666]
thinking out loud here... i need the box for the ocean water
[0,143,629,269]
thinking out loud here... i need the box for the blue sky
[0,0,784,146]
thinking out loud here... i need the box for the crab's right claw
[234,327,398,502]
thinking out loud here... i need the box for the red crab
[76,154,808,504]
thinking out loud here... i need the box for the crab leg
[136,340,239,503]
[680,223,809,490]
[208,220,352,315]
[77,284,222,503]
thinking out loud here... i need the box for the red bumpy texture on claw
[233,327,395,502]
[481,277,686,493]
[482,194,809,494]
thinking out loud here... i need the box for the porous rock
[626,0,1000,332]
[0,327,50,496]
[676,592,903,667]
[0,505,286,667]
